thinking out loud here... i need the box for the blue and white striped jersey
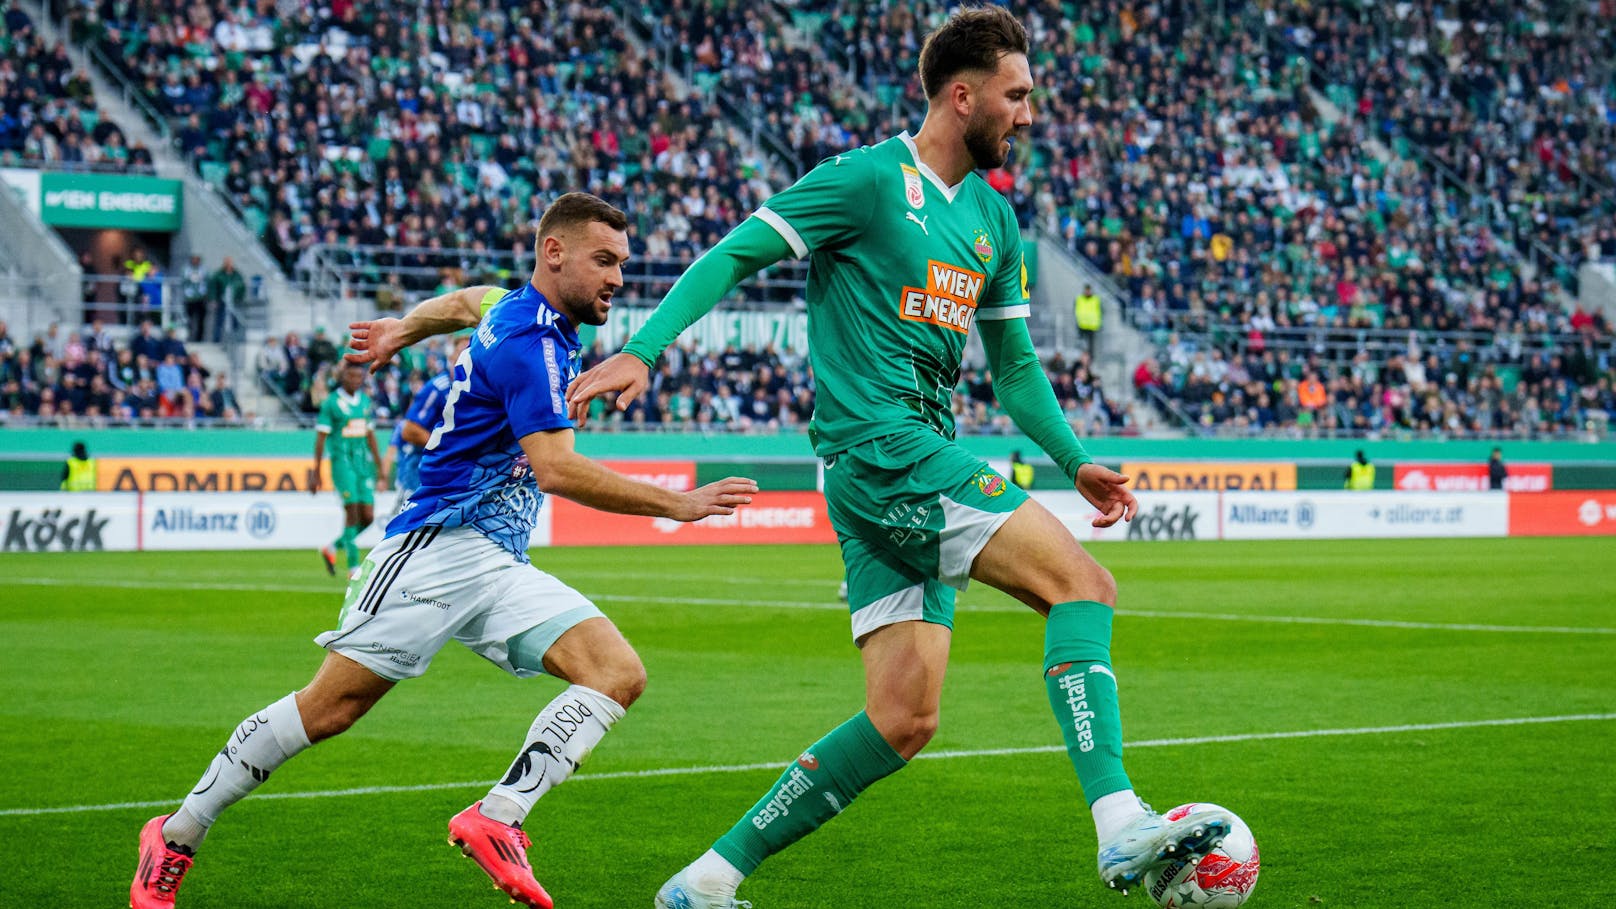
[386,283,581,561]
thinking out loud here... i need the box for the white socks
[1092,788,1148,841]
[480,685,625,826]
[685,849,745,900]
[163,693,311,849]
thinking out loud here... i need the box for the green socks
[1044,600,1132,803]
[713,711,907,875]
[704,605,1130,878]
[337,526,359,569]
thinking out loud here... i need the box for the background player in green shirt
[314,361,385,578]
[567,7,1233,906]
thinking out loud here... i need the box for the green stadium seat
[241,205,269,237]
[1496,366,1520,394]
[199,160,228,187]
[792,12,828,36]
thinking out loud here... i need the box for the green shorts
[823,431,1028,642]
[332,465,375,506]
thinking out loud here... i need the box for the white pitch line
[8,577,1616,634]
[3,712,1613,818]
[1114,608,1616,635]
[8,576,337,594]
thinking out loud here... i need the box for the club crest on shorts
[798,751,820,771]
[973,230,995,263]
[900,164,925,209]
[975,470,1006,497]
[1046,661,1074,677]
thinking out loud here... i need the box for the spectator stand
[0,311,251,427]
[0,2,157,174]
[52,0,786,278]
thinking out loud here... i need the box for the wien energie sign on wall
[39,173,183,231]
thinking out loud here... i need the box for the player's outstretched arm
[979,317,1136,527]
[399,420,432,447]
[347,285,505,373]
[566,218,792,425]
[519,428,758,521]
[366,429,387,490]
[311,431,326,494]
[311,395,334,494]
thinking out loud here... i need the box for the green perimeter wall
[3,428,1612,491]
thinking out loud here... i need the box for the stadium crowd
[257,328,1133,436]
[0,317,244,423]
[1134,314,1614,437]
[1269,0,1616,276]
[735,0,1616,437]
[31,0,1616,440]
[58,0,776,280]
[0,1,152,171]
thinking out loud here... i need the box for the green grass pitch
[4,538,1613,907]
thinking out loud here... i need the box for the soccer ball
[1143,804,1260,908]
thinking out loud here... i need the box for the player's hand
[1076,462,1137,528]
[374,476,388,491]
[566,353,650,427]
[310,473,322,495]
[669,477,759,522]
[346,317,406,374]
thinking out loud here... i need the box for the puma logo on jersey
[905,212,929,235]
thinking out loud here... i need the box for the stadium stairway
[0,172,81,336]
[1582,262,1616,323]
[1033,236,1168,434]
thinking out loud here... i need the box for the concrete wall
[0,177,82,337]
[1580,262,1616,323]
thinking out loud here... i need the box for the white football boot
[654,867,752,909]
[1097,801,1232,895]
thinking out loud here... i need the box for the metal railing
[255,370,317,429]
[1141,384,1202,432]
[82,39,172,142]
[1128,311,1612,363]
[0,273,254,359]
[0,154,157,175]
[296,244,811,309]
[0,413,261,429]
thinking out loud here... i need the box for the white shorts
[314,524,604,681]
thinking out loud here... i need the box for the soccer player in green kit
[565,7,1234,906]
[354,9,1234,902]
[315,360,385,578]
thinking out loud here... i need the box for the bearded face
[963,107,1012,169]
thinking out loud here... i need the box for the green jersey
[755,133,1030,455]
[317,388,376,473]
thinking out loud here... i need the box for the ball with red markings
[1143,804,1260,908]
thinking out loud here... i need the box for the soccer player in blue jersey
[386,331,468,520]
[131,194,758,909]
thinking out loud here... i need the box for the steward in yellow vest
[1345,451,1375,490]
[61,442,97,491]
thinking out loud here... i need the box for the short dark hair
[918,5,1029,98]
[537,192,628,240]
